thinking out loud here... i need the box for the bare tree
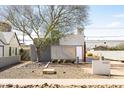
[0,5,89,62]
[0,21,11,32]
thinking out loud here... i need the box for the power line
[86,27,124,29]
[86,36,124,38]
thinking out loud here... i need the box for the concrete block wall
[92,60,110,75]
[0,56,20,68]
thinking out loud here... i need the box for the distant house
[0,32,20,68]
[0,32,20,57]
[86,40,124,50]
[31,28,85,63]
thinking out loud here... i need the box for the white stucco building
[0,32,20,68]
[0,32,20,57]
[51,28,85,62]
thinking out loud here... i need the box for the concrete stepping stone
[43,68,57,74]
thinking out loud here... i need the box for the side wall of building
[51,45,76,60]
[0,56,20,68]
[60,35,84,46]
[3,45,19,57]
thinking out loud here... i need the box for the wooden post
[84,41,86,62]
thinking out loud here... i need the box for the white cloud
[113,14,124,18]
[107,21,121,27]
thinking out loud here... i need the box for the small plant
[52,59,58,63]
[20,48,24,53]
[93,55,99,60]
[87,53,93,57]
[71,60,75,64]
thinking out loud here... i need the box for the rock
[6,84,13,88]
[41,83,49,88]
[54,84,60,88]
[0,84,124,88]
[63,72,66,74]
[81,85,87,88]
[15,85,19,88]
[26,85,34,88]
[32,70,35,73]
[34,85,39,88]
[43,69,57,74]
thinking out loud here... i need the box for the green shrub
[87,53,93,57]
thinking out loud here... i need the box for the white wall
[4,46,9,57]
[11,47,15,56]
[0,56,20,68]
[9,34,19,47]
[0,46,3,57]
[9,34,20,56]
[92,60,110,75]
[0,33,20,57]
[0,41,3,45]
[76,46,83,59]
[60,35,84,46]
[4,45,19,57]
[3,33,20,57]
[90,51,124,61]
[51,46,76,59]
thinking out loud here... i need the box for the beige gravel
[0,61,123,79]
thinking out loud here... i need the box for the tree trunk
[36,47,41,62]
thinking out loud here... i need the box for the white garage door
[0,46,3,57]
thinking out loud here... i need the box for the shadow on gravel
[0,62,22,72]
[110,74,124,77]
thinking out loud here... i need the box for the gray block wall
[0,56,20,68]
[30,44,51,62]
[39,46,51,62]
[30,44,37,62]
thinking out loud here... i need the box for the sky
[13,5,124,44]
[85,5,124,40]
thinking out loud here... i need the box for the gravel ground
[0,83,124,88]
[0,62,123,79]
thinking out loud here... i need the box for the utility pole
[22,32,25,44]
[83,36,86,62]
